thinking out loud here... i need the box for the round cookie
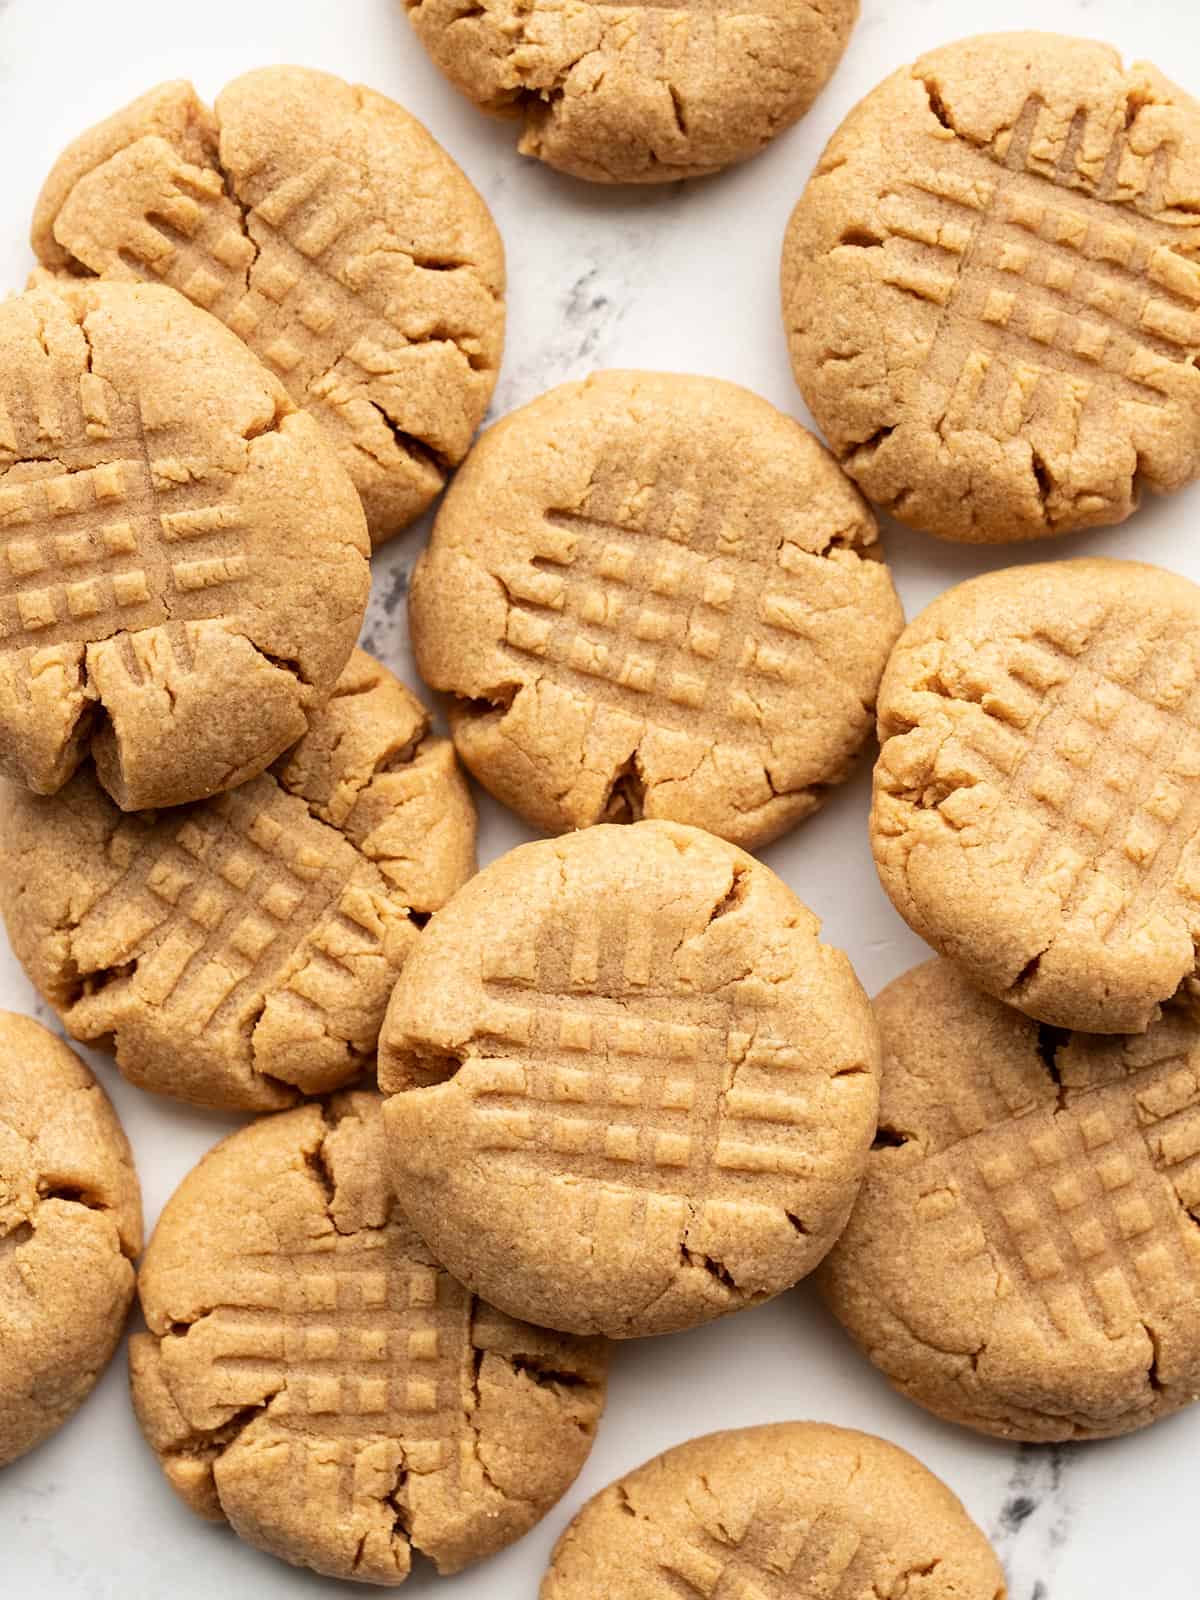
[0,278,368,808]
[379,820,880,1339]
[783,32,1200,543]
[410,371,903,851]
[0,1012,141,1468]
[130,1091,607,1585]
[540,1422,1005,1599]
[0,649,476,1111]
[872,558,1200,1034]
[822,959,1200,1441]
[33,67,506,546]
[405,0,859,184]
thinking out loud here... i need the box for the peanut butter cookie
[0,650,475,1110]
[409,371,902,851]
[405,0,858,183]
[131,1091,607,1584]
[0,279,368,808]
[34,67,505,545]
[822,959,1200,1440]
[541,1423,1005,1599]
[380,821,880,1339]
[872,559,1200,1033]
[0,1012,141,1468]
[784,33,1200,542]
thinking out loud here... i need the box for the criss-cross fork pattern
[498,461,846,742]
[517,1,788,88]
[878,94,1200,447]
[73,776,387,1046]
[910,1050,1200,1354]
[85,147,479,426]
[938,618,1200,947]
[0,365,250,654]
[192,1231,473,1522]
[656,1501,880,1599]
[465,911,825,1204]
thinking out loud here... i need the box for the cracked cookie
[822,959,1200,1441]
[871,559,1200,1033]
[403,0,858,184]
[379,820,880,1339]
[783,32,1200,543]
[0,649,476,1111]
[33,66,505,546]
[130,1090,607,1585]
[540,1422,1005,1599]
[0,279,369,808]
[409,371,903,851]
[0,1011,141,1468]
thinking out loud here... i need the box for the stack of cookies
[3,16,1200,1598]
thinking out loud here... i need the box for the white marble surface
[2,0,1199,1594]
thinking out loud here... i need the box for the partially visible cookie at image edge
[410,370,903,852]
[784,32,1200,543]
[821,959,1200,1441]
[403,0,859,184]
[540,1422,1005,1599]
[0,279,369,809]
[131,1091,607,1585]
[33,66,505,545]
[0,649,476,1111]
[0,1011,142,1469]
[872,558,1200,1034]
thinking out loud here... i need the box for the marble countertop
[3,0,1199,1595]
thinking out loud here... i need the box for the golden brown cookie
[0,1012,141,1468]
[540,1422,1005,1599]
[0,650,475,1111]
[0,279,368,808]
[410,371,903,851]
[131,1090,607,1585]
[783,32,1200,543]
[872,559,1200,1034]
[822,959,1200,1441]
[33,67,505,545]
[405,0,858,183]
[379,821,880,1339]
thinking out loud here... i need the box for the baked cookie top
[0,279,368,809]
[784,32,1200,542]
[379,820,880,1339]
[405,0,858,183]
[540,1422,1005,1599]
[410,371,902,851]
[822,959,1200,1441]
[131,1091,607,1584]
[0,650,475,1111]
[872,558,1200,1034]
[0,1011,141,1468]
[33,67,505,545]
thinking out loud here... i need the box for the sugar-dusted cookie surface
[822,959,1200,1441]
[380,821,880,1339]
[784,33,1200,542]
[872,559,1200,1033]
[540,1422,1005,1599]
[404,0,859,183]
[33,67,505,545]
[0,279,369,808]
[131,1091,607,1584]
[410,371,903,851]
[0,650,475,1110]
[0,1011,142,1468]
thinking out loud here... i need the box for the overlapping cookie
[132,1091,607,1584]
[0,651,475,1109]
